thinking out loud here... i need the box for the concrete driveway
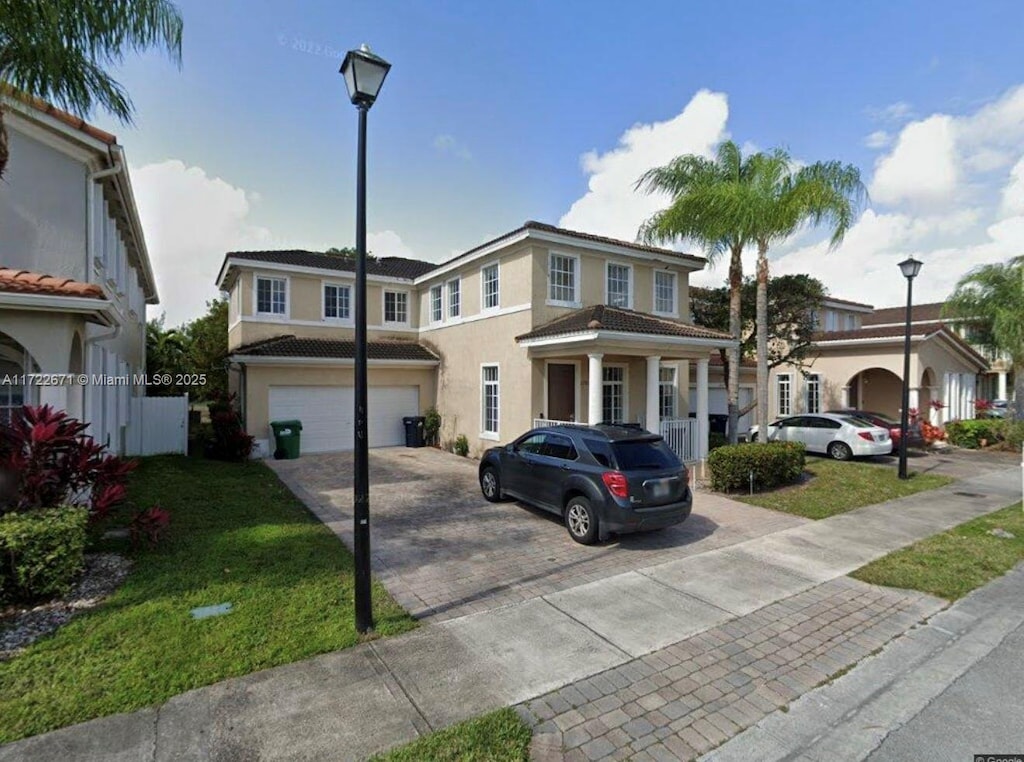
[854,446,1021,480]
[269,447,806,622]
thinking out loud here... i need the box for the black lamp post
[898,256,923,480]
[340,44,391,634]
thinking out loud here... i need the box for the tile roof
[224,250,438,280]
[2,86,117,145]
[813,323,988,366]
[231,335,439,362]
[863,301,945,326]
[516,304,734,342]
[0,268,106,299]
[822,295,874,309]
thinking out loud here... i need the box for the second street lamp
[897,256,923,481]
[340,44,391,634]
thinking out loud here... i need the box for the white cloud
[367,230,417,259]
[870,115,958,207]
[866,101,915,123]
[433,133,472,160]
[864,130,891,149]
[558,90,730,242]
[1000,156,1024,217]
[132,160,273,328]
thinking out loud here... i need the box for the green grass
[0,456,416,742]
[370,708,532,762]
[851,503,1024,600]
[738,458,955,520]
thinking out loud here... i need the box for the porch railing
[533,418,576,429]
[660,418,699,463]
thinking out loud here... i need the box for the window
[256,276,286,315]
[384,291,408,324]
[548,253,578,305]
[323,283,351,320]
[805,373,822,414]
[825,310,838,332]
[810,309,820,330]
[654,271,676,315]
[612,440,680,470]
[606,263,631,308]
[777,373,792,416]
[584,438,615,468]
[448,278,461,319]
[602,366,625,423]
[430,285,443,323]
[516,433,545,454]
[0,359,25,425]
[845,313,858,330]
[659,366,677,419]
[482,365,499,436]
[543,434,577,461]
[482,263,500,310]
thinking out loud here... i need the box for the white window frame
[429,284,443,324]
[547,252,581,307]
[601,364,628,423]
[845,313,858,331]
[805,372,822,414]
[447,277,461,319]
[254,275,288,317]
[777,373,793,417]
[481,262,500,312]
[382,289,410,326]
[653,270,678,317]
[481,363,500,439]
[322,281,353,323]
[659,365,678,419]
[604,261,633,309]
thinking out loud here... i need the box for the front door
[547,364,576,422]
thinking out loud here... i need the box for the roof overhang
[216,257,414,291]
[227,355,439,367]
[813,330,989,371]
[0,291,114,325]
[517,329,737,350]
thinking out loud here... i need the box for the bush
[708,432,729,451]
[708,442,806,493]
[423,407,441,446]
[453,435,469,457]
[1002,420,1024,450]
[205,392,254,461]
[0,506,88,603]
[945,419,1006,449]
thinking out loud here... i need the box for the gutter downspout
[86,153,123,284]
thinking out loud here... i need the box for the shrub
[423,407,441,446]
[1002,420,1024,450]
[921,421,946,444]
[205,392,254,461]
[453,435,469,457]
[0,506,88,603]
[707,442,806,493]
[708,432,729,451]
[945,419,1006,448]
[130,505,171,550]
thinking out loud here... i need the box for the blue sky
[91,0,1024,325]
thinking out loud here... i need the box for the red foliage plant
[130,505,171,549]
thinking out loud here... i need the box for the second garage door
[268,386,419,453]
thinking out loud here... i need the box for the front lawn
[371,708,532,762]
[738,458,954,519]
[851,503,1024,599]
[0,456,415,742]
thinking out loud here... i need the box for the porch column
[908,387,920,414]
[696,357,709,459]
[588,353,603,425]
[998,371,1008,401]
[841,385,850,408]
[646,355,661,433]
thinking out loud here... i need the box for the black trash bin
[402,416,426,448]
[708,414,729,435]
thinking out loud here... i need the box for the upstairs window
[324,283,351,320]
[606,263,631,308]
[448,278,461,318]
[482,263,500,310]
[384,291,408,324]
[548,253,578,305]
[256,276,287,315]
[654,270,676,315]
[430,284,443,323]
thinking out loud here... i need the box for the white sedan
[749,413,891,460]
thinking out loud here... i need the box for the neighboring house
[0,96,158,453]
[218,222,736,460]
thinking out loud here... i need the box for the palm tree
[0,0,183,177]
[636,141,754,444]
[943,255,1024,420]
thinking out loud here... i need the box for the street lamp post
[340,44,391,634]
[898,256,923,481]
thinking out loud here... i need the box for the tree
[636,141,754,443]
[145,317,187,397]
[943,255,1024,420]
[0,0,183,177]
[184,298,228,402]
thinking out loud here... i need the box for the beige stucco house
[0,96,158,453]
[218,222,737,460]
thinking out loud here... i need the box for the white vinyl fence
[125,395,188,456]
[660,418,700,463]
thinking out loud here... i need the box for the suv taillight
[602,471,629,498]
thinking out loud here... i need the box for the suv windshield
[611,439,680,470]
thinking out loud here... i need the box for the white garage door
[689,386,755,434]
[268,386,419,453]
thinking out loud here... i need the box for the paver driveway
[269,447,807,622]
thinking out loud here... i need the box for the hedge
[0,506,88,604]
[945,419,1006,449]
[707,442,806,493]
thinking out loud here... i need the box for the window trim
[652,269,678,317]
[382,289,410,326]
[447,277,461,319]
[658,364,678,420]
[480,262,500,313]
[777,373,793,417]
[321,280,353,323]
[604,260,634,309]
[481,362,500,439]
[429,284,443,324]
[547,251,581,308]
[601,363,629,423]
[254,274,289,318]
[805,372,823,414]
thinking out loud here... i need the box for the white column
[696,358,709,459]
[646,356,661,434]
[588,353,603,425]
[908,387,920,413]
[841,385,850,408]
[998,371,1008,401]
[965,374,975,418]
[678,360,690,417]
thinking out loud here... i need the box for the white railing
[533,418,576,429]
[660,418,700,463]
[125,394,188,455]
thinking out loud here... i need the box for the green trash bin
[270,420,303,460]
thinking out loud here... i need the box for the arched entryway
[0,332,40,425]
[846,368,903,419]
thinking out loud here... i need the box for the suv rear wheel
[565,496,599,545]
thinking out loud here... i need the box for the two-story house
[0,95,158,453]
[218,222,736,459]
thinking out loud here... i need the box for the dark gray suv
[478,424,692,545]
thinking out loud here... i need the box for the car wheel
[480,466,503,502]
[564,496,599,545]
[828,442,853,461]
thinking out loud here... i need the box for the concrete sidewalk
[1,465,1019,762]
